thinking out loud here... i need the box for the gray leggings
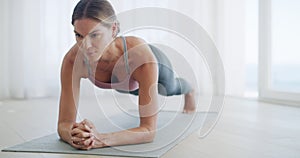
[118,44,192,96]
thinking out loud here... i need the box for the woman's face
[73,18,114,62]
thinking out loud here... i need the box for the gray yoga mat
[2,111,216,158]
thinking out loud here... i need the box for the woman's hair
[72,0,120,35]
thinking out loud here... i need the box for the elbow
[141,127,156,143]
[144,132,156,143]
[57,123,64,139]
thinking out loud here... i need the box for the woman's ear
[111,22,118,38]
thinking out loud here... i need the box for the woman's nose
[83,37,92,49]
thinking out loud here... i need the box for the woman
[58,0,196,150]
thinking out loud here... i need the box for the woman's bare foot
[183,90,196,113]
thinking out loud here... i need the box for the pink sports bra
[85,36,139,91]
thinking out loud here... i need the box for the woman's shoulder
[61,44,87,77]
[123,36,158,82]
[63,44,83,65]
[123,36,157,70]
[124,36,152,57]
[125,36,145,42]
[124,36,146,47]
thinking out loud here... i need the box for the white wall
[0,0,78,99]
[215,0,246,96]
[0,0,247,99]
[0,0,9,99]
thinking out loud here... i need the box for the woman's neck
[88,37,123,72]
[101,37,122,62]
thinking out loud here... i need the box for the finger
[83,124,92,132]
[71,136,89,144]
[79,119,87,126]
[71,140,93,150]
[82,138,95,150]
[86,140,94,150]
[82,137,94,146]
[71,128,91,137]
[72,122,80,129]
[76,131,92,138]
[72,143,89,150]
[70,128,82,136]
[71,141,84,149]
[72,129,92,138]
[71,137,89,147]
[76,123,92,133]
[82,119,94,129]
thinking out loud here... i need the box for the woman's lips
[86,52,96,56]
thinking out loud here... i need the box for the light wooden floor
[0,96,300,158]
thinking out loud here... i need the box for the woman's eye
[90,33,99,38]
[75,33,83,38]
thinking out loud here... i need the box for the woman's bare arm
[81,63,158,148]
[57,45,83,144]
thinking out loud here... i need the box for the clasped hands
[70,119,106,150]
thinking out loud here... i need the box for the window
[259,0,300,105]
[271,0,300,93]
